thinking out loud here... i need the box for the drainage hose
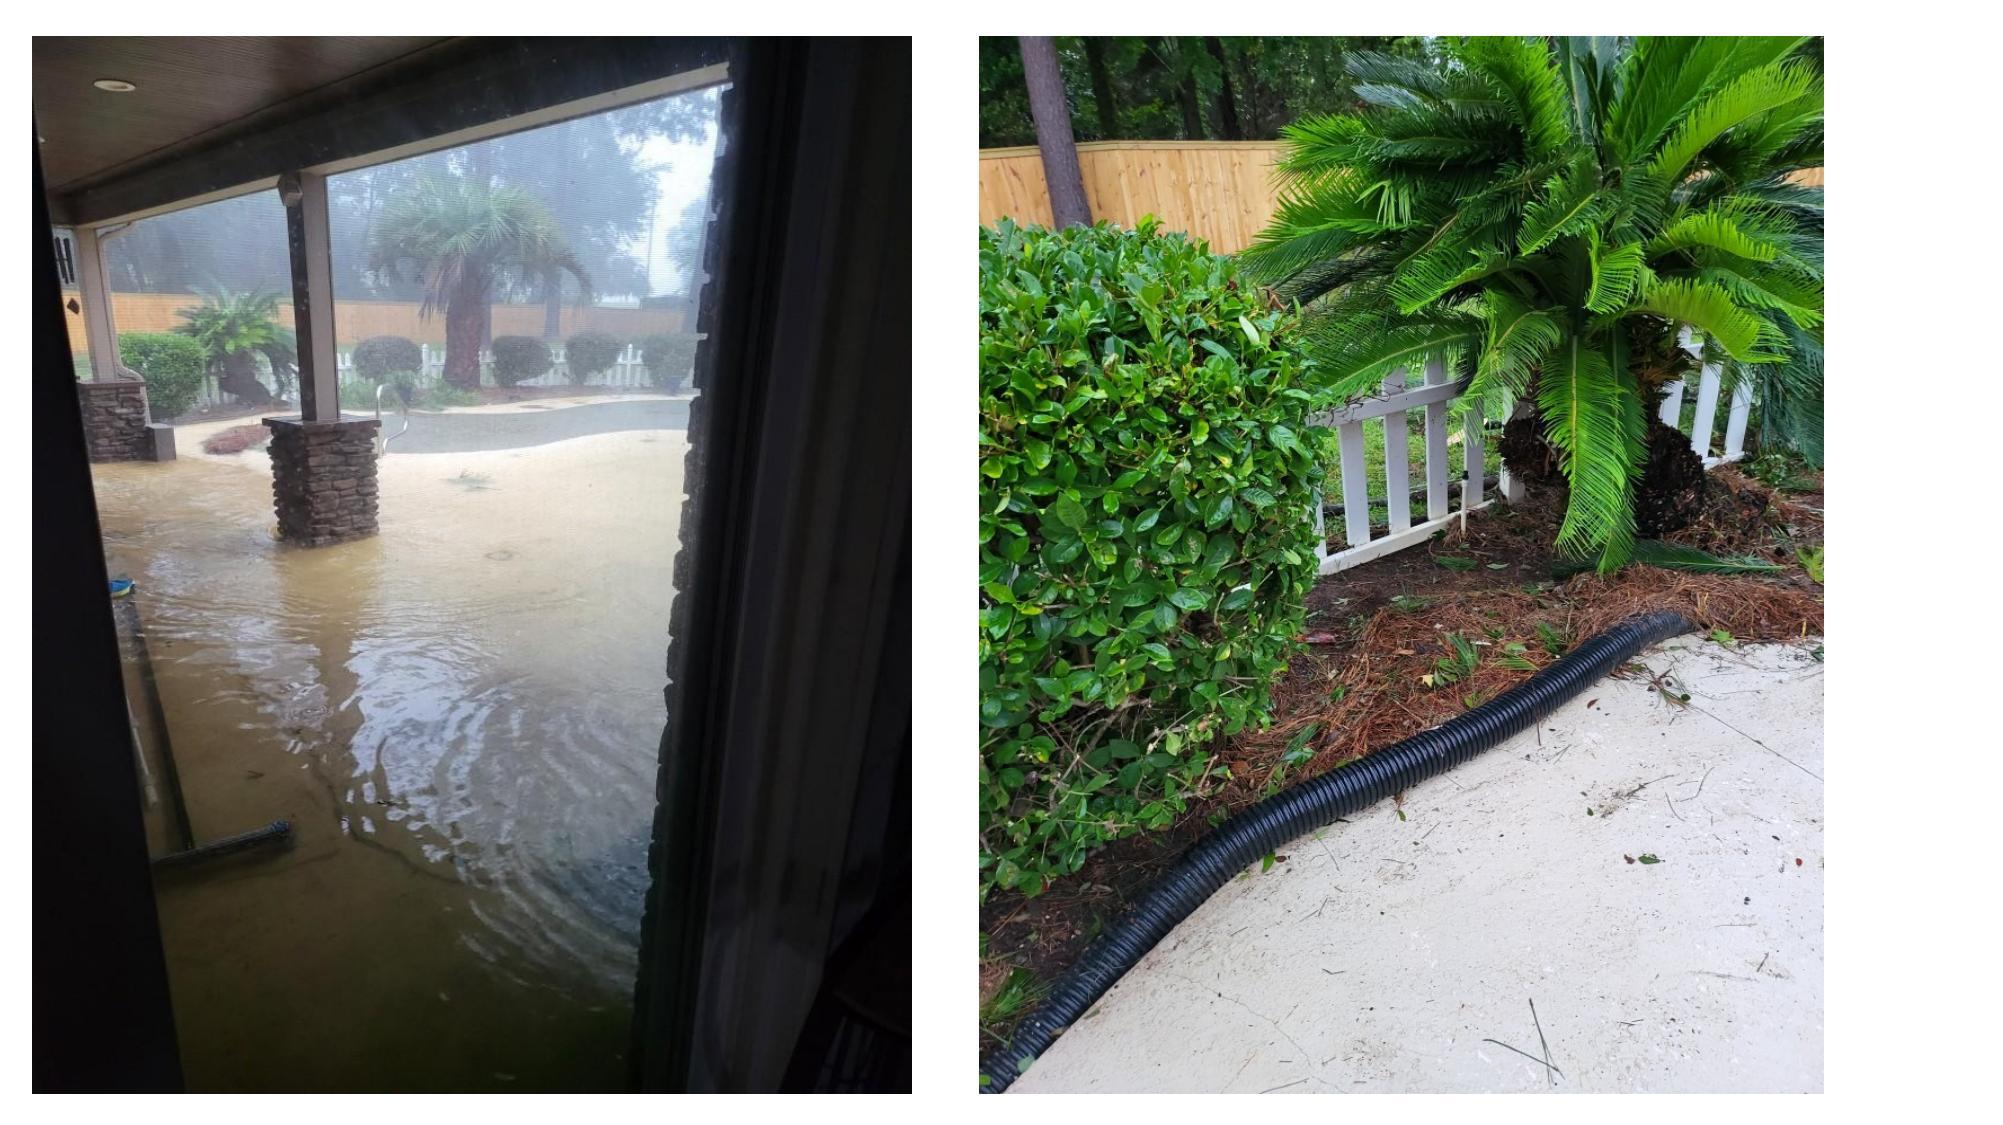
[978,609,1693,1093]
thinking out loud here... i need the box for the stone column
[263,416,381,546]
[77,378,152,462]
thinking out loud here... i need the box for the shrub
[351,335,422,382]
[638,332,698,390]
[118,331,207,421]
[978,218,1334,898]
[565,330,623,384]
[490,336,552,387]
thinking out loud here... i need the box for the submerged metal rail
[376,383,409,455]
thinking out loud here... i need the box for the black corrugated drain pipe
[979,610,1694,1093]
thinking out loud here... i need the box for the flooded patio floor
[90,417,687,1091]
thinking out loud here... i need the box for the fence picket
[1423,358,1451,521]
[1690,362,1722,459]
[1382,370,1411,534]
[1463,402,1485,509]
[1723,378,1752,462]
[1337,420,1371,548]
[1658,379,1685,426]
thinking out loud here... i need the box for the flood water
[90,416,686,1091]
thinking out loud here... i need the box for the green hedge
[352,335,421,382]
[118,332,207,421]
[491,336,552,387]
[638,332,698,390]
[978,218,1334,898]
[565,330,623,384]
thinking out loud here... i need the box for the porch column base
[77,378,152,462]
[264,415,381,546]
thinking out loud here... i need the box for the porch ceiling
[33,37,453,197]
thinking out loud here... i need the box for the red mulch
[201,424,270,455]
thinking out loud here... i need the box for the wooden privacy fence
[72,290,691,356]
[979,141,1286,254]
[1309,327,1752,574]
[980,140,1822,257]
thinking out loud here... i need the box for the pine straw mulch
[977,466,1823,1052]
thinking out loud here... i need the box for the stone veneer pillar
[77,378,153,462]
[263,415,381,546]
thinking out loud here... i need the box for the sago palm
[1242,36,1823,569]
[174,288,298,405]
[369,174,591,389]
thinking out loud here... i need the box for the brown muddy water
[89,425,686,1091]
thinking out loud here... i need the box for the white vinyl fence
[1309,357,1521,576]
[1308,325,1749,575]
[190,341,662,410]
[1664,327,1752,467]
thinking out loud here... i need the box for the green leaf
[1049,495,1089,532]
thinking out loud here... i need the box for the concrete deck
[1010,636,1824,1094]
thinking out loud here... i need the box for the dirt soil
[977,466,1824,1052]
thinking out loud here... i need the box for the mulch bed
[201,424,270,455]
[977,466,1824,1051]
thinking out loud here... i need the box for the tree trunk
[215,352,275,405]
[542,278,563,340]
[1018,36,1092,228]
[1083,38,1119,139]
[1205,38,1243,140]
[443,273,489,390]
[1175,40,1206,140]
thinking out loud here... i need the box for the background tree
[367,176,591,389]
[1019,36,1092,227]
[978,37,1435,146]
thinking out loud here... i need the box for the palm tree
[173,288,298,405]
[1242,36,1823,570]
[368,175,591,389]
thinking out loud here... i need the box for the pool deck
[1009,635,1825,1094]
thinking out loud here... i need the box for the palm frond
[1584,233,1652,314]
[1647,60,1819,184]
[1629,276,1769,361]
[1536,333,1644,568]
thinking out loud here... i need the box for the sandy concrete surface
[1010,635,1824,1094]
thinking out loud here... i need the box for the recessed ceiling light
[93,79,137,93]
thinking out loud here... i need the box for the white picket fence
[1309,357,1518,576]
[1308,328,1751,575]
[191,341,661,409]
[1668,327,1753,468]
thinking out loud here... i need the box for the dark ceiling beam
[54,36,731,227]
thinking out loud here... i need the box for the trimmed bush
[352,335,422,382]
[491,336,552,387]
[643,333,698,388]
[978,219,1334,898]
[118,331,207,421]
[638,333,698,390]
[565,330,623,385]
